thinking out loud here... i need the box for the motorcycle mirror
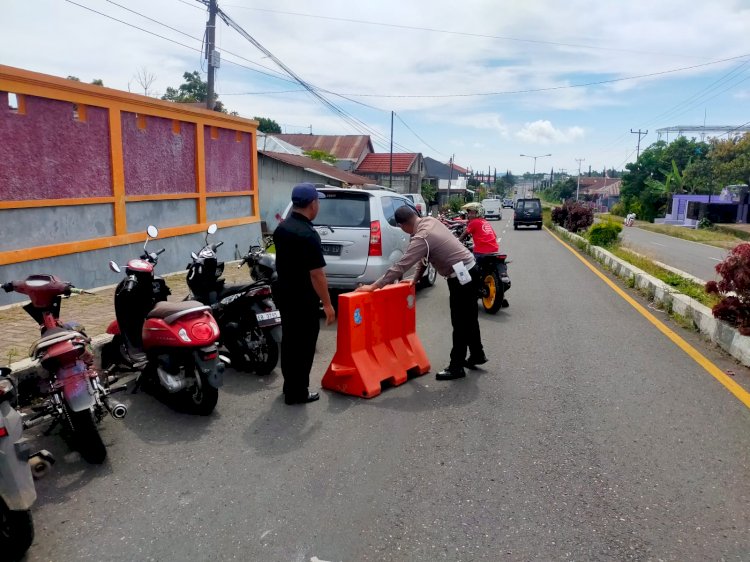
[191,251,199,260]
[147,225,159,239]
[207,223,218,235]
[109,261,121,273]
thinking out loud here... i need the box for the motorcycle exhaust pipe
[103,396,128,419]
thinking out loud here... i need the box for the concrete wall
[0,222,261,306]
[0,204,114,252]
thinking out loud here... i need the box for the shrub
[706,243,750,335]
[587,221,622,246]
[697,217,713,230]
[551,205,567,226]
[564,201,594,232]
[609,202,626,217]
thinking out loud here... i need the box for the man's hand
[355,284,376,292]
[323,303,336,326]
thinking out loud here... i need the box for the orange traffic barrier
[322,283,430,398]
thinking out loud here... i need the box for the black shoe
[436,367,466,380]
[284,391,320,405]
[465,354,489,368]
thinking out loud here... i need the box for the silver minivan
[282,187,437,291]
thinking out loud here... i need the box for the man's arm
[310,267,335,325]
[356,237,428,291]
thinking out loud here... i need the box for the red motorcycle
[2,276,127,464]
[102,226,223,415]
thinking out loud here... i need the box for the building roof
[260,151,371,185]
[271,134,373,160]
[256,133,303,155]
[355,153,419,174]
[450,162,468,174]
[578,177,621,196]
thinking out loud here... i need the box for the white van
[481,198,503,220]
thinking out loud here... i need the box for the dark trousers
[279,304,320,398]
[447,266,484,369]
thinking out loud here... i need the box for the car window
[315,193,371,228]
[381,197,397,226]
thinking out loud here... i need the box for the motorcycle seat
[147,300,207,321]
[219,283,257,299]
[29,328,82,357]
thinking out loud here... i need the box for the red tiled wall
[121,112,196,196]
[0,92,113,200]
[205,127,251,192]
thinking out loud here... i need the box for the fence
[0,65,259,267]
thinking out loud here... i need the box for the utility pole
[205,0,218,110]
[389,111,394,189]
[630,129,647,160]
[575,158,585,201]
[447,154,454,201]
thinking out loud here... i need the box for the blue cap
[291,183,325,206]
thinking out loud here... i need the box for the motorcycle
[476,254,512,314]
[102,226,223,415]
[2,277,127,464]
[0,368,55,561]
[185,224,281,375]
[446,225,511,314]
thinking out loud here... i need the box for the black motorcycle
[186,224,281,375]
[476,253,511,314]
[447,225,510,314]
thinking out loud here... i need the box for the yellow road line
[546,227,750,410]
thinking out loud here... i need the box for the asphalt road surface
[619,225,730,282]
[24,214,750,561]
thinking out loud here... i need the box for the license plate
[256,311,281,322]
[321,244,341,256]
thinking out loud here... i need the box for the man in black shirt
[273,183,336,405]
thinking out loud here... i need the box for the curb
[549,224,750,367]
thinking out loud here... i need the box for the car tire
[418,262,437,288]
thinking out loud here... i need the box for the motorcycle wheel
[67,408,107,464]
[418,262,437,288]
[235,329,279,376]
[481,270,503,314]
[254,331,279,376]
[0,499,34,562]
[186,369,218,416]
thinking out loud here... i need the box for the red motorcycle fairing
[106,320,120,335]
[53,360,96,412]
[142,310,220,351]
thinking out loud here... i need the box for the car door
[381,196,410,257]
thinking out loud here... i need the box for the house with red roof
[354,153,425,194]
[271,134,373,172]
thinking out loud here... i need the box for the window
[315,193,370,228]
[381,197,397,226]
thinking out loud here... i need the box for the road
[619,225,730,282]
[24,214,750,561]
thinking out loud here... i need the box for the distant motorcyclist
[459,203,499,258]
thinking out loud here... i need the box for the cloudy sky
[3,0,750,175]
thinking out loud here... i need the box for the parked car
[480,198,502,220]
[403,193,428,217]
[514,198,543,230]
[281,187,437,292]
[502,198,514,208]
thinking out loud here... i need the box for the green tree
[304,149,337,164]
[66,75,80,81]
[91,79,104,86]
[420,182,437,205]
[254,117,282,134]
[162,71,230,114]
[710,132,750,188]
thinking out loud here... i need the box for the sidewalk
[0,265,250,367]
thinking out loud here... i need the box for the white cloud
[516,120,585,144]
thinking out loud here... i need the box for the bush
[551,205,567,226]
[609,202,626,217]
[697,217,713,230]
[706,243,750,335]
[587,221,622,247]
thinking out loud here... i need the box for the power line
[222,5,706,60]
[394,113,447,157]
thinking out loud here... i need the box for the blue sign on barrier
[353,307,362,325]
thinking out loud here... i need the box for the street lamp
[520,154,551,198]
